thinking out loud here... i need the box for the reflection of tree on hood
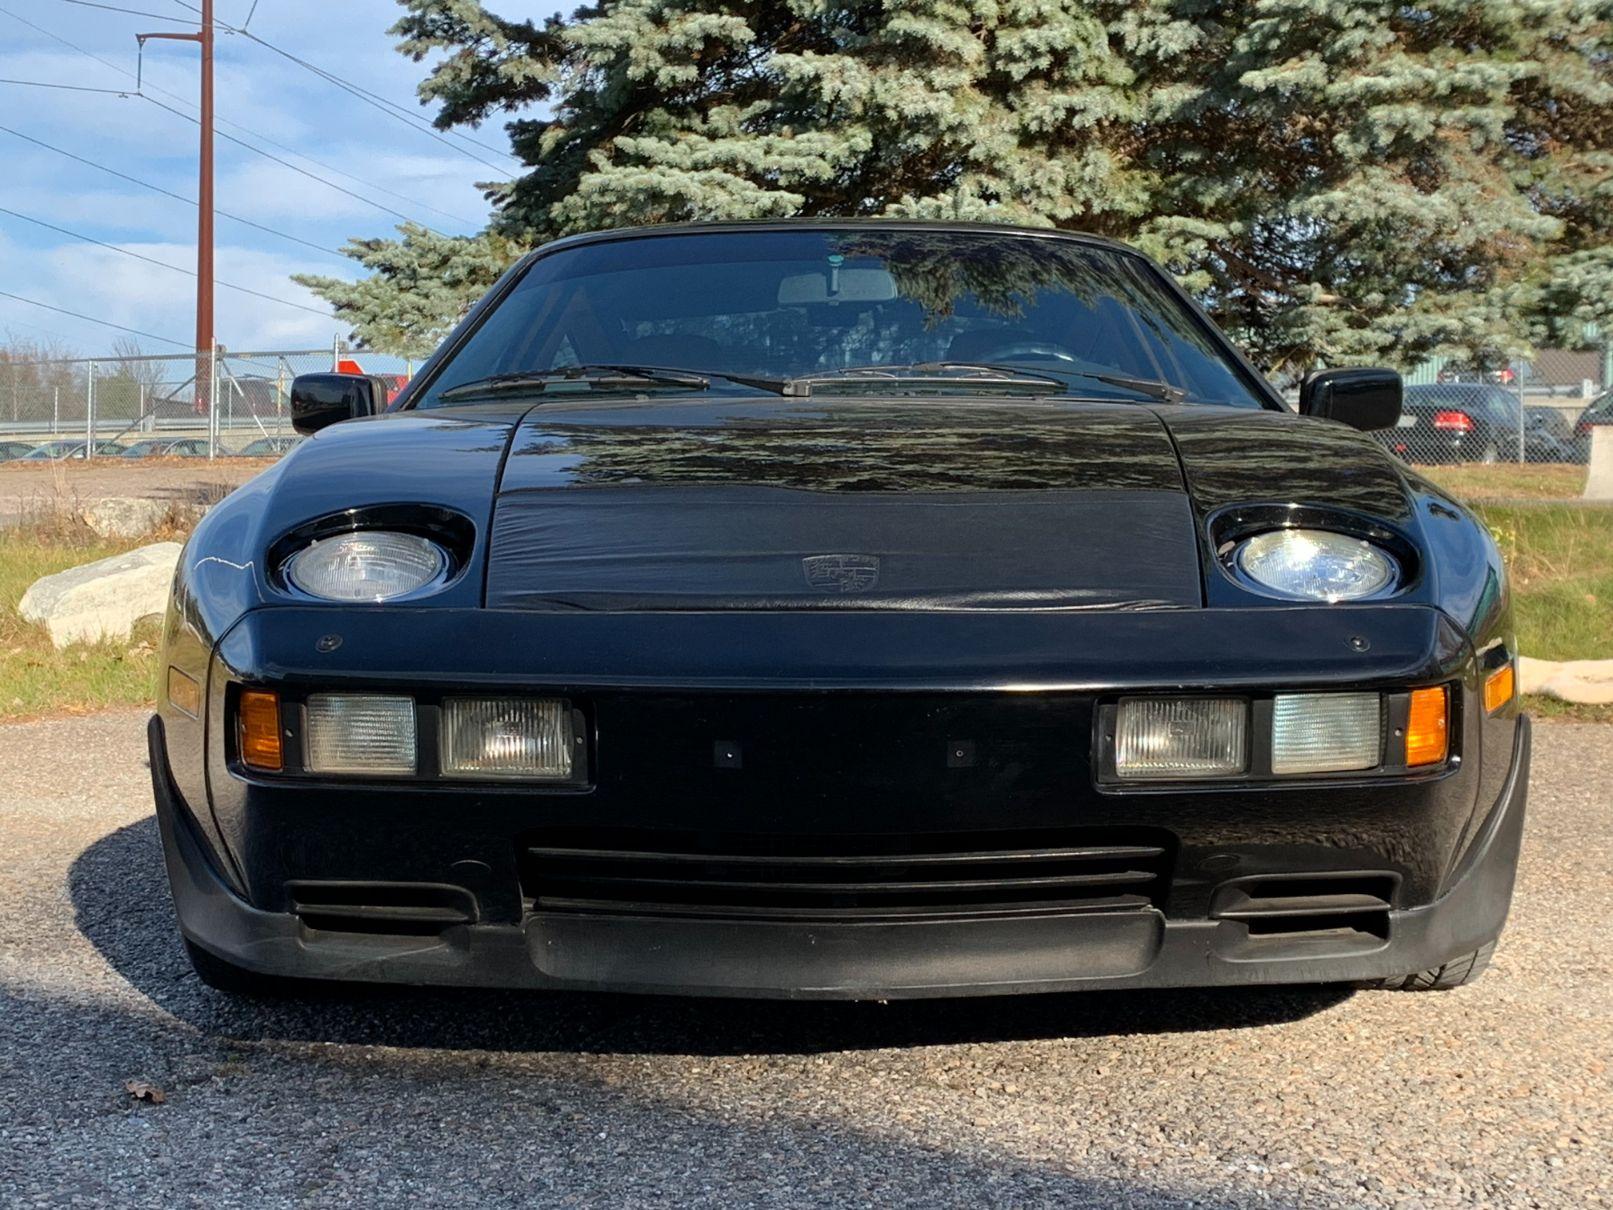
[516,404,1184,493]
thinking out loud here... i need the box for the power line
[0,122,346,257]
[0,4,138,76]
[0,77,132,95]
[0,4,478,231]
[0,288,191,348]
[172,0,521,171]
[141,93,452,230]
[0,204,333,318]
[55,0,191,18]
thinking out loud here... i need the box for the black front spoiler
[151,715,1530,1000]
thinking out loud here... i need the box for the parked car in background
[19,439,126,460]
[1573,390,1613,461]
[1522,405,1582,464]
[234,436,301,457]
[121,438,212,458]
[1379,383,1572,464]
[0,440,35,461]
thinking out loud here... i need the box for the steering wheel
[975,342,1080,364]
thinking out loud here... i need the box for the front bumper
[148,696,1522,1000]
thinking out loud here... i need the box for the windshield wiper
[1058,371,1187,403]
[783,361,1068,397]
[438,364,793,401]
[439,365,710,400]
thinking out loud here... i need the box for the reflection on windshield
[417,229,1267,410]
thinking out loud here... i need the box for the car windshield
[415,229,1268,409]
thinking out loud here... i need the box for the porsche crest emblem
[802,554,881,593]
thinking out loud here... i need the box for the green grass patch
[0,527,160,722]
[1473,503,1613,661]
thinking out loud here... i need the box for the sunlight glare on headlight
[1235,528,1396,602]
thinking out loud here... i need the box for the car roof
[531,218,1141,262]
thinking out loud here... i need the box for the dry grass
[0,484,203,722]
[1414,462,1587,501]
[0,524,161,722]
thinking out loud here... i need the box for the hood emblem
[803,554,881,593]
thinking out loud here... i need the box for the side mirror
[1299,367,1402,432]
[290,373,388,435]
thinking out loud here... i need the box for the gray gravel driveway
[1,711,1608,1207]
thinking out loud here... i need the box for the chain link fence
[2,342,1607,502]
[0,348,413,461]
[1389,349,1608,468]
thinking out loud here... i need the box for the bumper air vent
[520,828,1174,924]
[286,881,478,937]
[1211,873,1397,960]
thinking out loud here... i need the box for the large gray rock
[81,496,172,540]
[1518,656,1613,706]
[18,542,181,648]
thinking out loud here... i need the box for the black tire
[184,937,283,995]
[1372,940,1496,991]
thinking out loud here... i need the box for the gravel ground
[1,712,1608,1208]
[0,460,272,527]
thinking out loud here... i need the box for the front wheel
[1371,940,1496,991]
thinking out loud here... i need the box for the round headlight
[284,531,448,602]
[1234,528,1398,602]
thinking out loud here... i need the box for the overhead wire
[0,4,482,231]
[0,204,334,318]
[0,122,346,258]
[0,289,192,348]
[170,0,522,170]
[0,77,133,95]
[54,0,190,18]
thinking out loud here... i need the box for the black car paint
[153,220,1523,998]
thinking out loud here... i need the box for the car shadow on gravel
[72,817,1353,1056]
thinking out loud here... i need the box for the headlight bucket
[268,505,476,603]
[1208,504,1419,604]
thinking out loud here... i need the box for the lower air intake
[521,828,1173,923]
[1211,873,1397,960]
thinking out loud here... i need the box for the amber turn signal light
[1484,663,1516,715]
[1405,686,1449,767]
[238,689,283,771]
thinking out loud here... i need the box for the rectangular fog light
[1271,692,1381,774]
[441,698,574,780]
[1115,697,1247,780]
[305,694,417,775]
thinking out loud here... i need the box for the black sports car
[151,221,1529,1000]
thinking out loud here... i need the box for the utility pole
[139,0,213,412]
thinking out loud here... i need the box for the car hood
[486,397,1205,611]
[254,396,1419,615]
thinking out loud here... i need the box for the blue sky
[0,0,555,357]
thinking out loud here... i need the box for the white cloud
[0,0,559,357]
[0,231,348,355]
